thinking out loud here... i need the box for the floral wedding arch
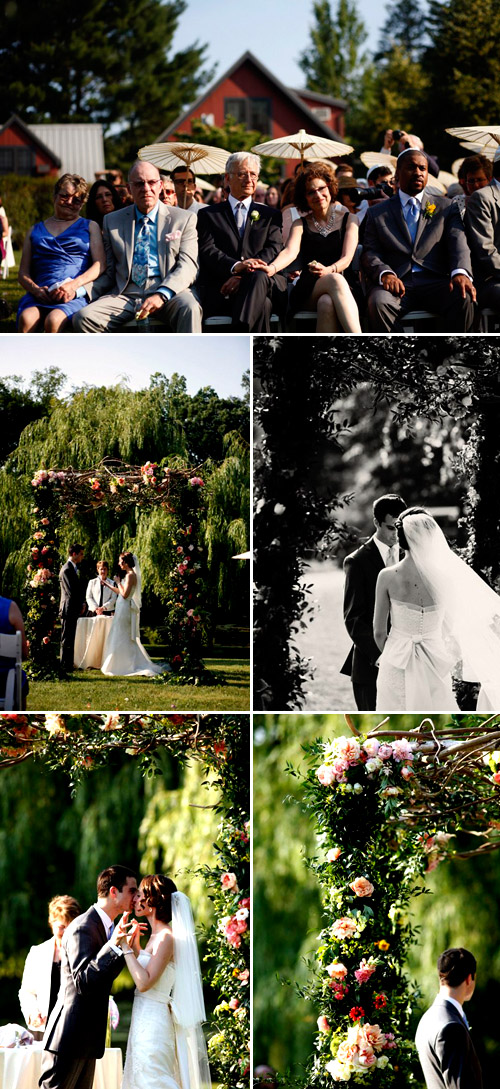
[291,713,500,1088]
[0,712,250,1089]
[26,458,211,683]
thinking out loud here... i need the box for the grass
[0,249,22,331]
[28,657,250,711]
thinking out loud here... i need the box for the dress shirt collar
[493,178,500,192]
[69,559,78,572]
[135,202,160,225]
[372,535,392,562]
[93,903,114,937]
[399,189,425,208]
[435,994,467,1021]
[228,193,253,214]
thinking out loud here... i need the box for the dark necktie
[99,583,104,609]
[234,202,245,238]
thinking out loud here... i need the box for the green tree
[299,0,368,102]
[346,46,429,149]
[375,0,428,62]
[1,0,214,170]
[0,368,66,466]
[420,0,500,164]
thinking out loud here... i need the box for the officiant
[86,561,116,616]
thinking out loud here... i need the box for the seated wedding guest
[73,160,201,332]
[86,561,116,616]
[265,185,280,208]
[259,162,361,332]
[0,595,29,708]
[197,151,287,331]
[367,163,395,195]
[362,148,475,331]
[19,895,81,1040]
[452,155,492,219]
[465,147,500,314]
[17,174,105,333]
[159,175,177,205]
[85,180,122,229]
[171,166,207,213]
[207,187,226,204]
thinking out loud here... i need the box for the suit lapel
[242,201,257,247]
[124,206,136,277]
[90,906,108,947]
[388,194,413,246]
[364,538,385,574]
[222,199,242,245]
[414,188,435,248]
[157,203,170,274]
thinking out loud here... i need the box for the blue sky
[172,1,389,91]
[0,336,250,399]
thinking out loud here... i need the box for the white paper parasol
[251,128,353,169]
[138,142,230,206]
[359,152,398,172]
[446,126,500,149]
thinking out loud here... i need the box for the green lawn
[0,249,22,331]
[28,657,250,711]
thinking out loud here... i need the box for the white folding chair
[0,631,23,710]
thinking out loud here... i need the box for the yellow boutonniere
[423,201,437,220]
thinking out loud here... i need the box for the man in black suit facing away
[59,543,86,671]
[416,947,482,1088]
[197,152,287,331]
[39,865,137,1089]
[340,494,406,710]
[361,148,476,331]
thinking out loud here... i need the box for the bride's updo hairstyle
[396,506,433,551]
[120,552,135,568]
[140,874,178,922]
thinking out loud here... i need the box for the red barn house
[157,51,348,177]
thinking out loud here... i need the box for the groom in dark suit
[340,494,406,710]
[39,865,137,1089]
[197,152,287,331]
[416,947,482,1088]
[361,148,475,331]
[59,544,86,671]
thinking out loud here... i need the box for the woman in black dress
[259,162,361,332]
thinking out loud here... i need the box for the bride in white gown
[101,553,163,677]
[120,875,211,1090]
[374,507,500,711]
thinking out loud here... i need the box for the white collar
[436,994,466,1020]
[228,193,253,213]
[93,903,114,935]
[493,178,500,192]
[399,189,425,207]
[135,202,160,224]
[372,535,392,560]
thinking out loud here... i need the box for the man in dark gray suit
[59,544,86,671]
[465,146,500,312]
[415,947,482,1089]
[39,865,137,1089]
[362,149,476,331]
[340,494,406,710]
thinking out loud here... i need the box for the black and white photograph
[254,335,500,714]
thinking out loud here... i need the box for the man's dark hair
[458,154,492,182]
[171,165,195,183]
[437,947,476,987]
[373,494,406,524]
[368,165,394,185]
[97,865,135,897]
[68,543,84,556]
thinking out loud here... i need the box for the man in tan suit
[74,160,201,332]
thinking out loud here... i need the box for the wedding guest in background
[19,896,82,1040]
[0,594,29,708]
[17,174,105,333]
[159,176,178,205]
[265,185,280,208]
[85,181,122,229]
[171,166,207,213]
[86,561,116,616]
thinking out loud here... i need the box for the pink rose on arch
[357,1046,377,1068]
[391,738,414,762]
[335,736,361,763]
[317,1015,330,1033]
[492,772,500,785]
[354,957,377,985]
[229,998,240,1010]
[189,476,204,487]
[221,872,239,892]
[42,636,50,645]
[331,916,357,940]
[234,918,247,934]
[333,757,349,779]
[378,744,393,760]
[383,1032,396,1050]
[327,847,342,862]
[316,764,336,786]
[331,982,349,1000]
[363,738,380,757]
[326,962,348,980]
[401,765,413,780]
[350,877,374,898]
[360,1024,386,1050]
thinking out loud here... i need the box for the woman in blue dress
[17,173,105,332]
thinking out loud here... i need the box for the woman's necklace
[311,205,338,237]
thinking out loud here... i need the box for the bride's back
[385,555,436,608]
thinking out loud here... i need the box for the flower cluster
[25,486,63,680]
[316,734,416,793]
[326,1021,396,1082]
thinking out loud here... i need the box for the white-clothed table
[0,1044,122,1089]
[74,616,114,669]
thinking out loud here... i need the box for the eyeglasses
[232,171,258,180]
[306,185,330,197]
[131,179,161,190]
[57,193,84,205]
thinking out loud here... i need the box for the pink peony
[229,998,239,1010]
[189,476,204,487]
[326,962,348,980]
[361,1024,386,1050]
[316,764,336,786]
[355,958,377,985]
[331,916,357,940]
[391,738,414,762]
[317,1015,330,1033]
[363,738,380,757]
[331,982,349,1000]
[335,736,361,763]
[401,764,413,780]
[350,877,374,898]
[327,847,342,862]
[357,1047,377,1068]
[378,744,393,760]
[221,872,239,892]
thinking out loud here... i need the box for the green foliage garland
[25,474,63,679]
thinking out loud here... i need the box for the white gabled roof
[29,123,106,180]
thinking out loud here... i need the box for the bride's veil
[171,891,211,1089]
[131,554,142,610]
[402,511,500,708]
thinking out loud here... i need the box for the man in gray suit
[74,160,201,332]
[362,149,476,331]
[415,947,482,1089]
[465,146,500,312]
